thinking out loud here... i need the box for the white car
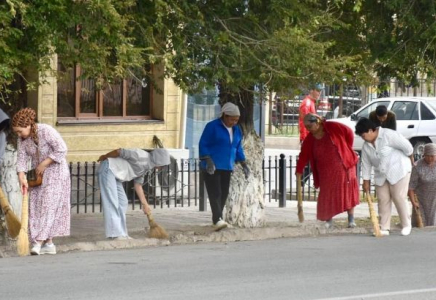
[330,97,436,156]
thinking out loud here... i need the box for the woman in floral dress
[408,143,436,226]
[12,108,70,255]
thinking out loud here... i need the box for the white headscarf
[150,148,171,167]
[220,102,240,117]
[424,143,436,156]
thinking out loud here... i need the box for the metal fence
[69,155,380,214]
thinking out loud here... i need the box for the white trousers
[376,173,411,231]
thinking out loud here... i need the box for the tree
[346,0,436,86]
[0,0,150,108]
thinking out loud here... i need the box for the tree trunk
[219,85,266,227]
[338,83,344,118]
[226,133,265,227]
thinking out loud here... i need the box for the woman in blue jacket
[199,102,250,231]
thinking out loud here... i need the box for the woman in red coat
[296,113,360,228]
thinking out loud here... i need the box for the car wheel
[411,139,429,159]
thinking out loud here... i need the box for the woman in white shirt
[355,118,414,236]
[97,148,170,239]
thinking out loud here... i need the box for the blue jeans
[98,160,128,238]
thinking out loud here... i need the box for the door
[390,100,419,139]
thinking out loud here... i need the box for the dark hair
[355,117,377,135]
[375,105,388,117]
[307,114,318,123]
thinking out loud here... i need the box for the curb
[0,223,372,258]
[60,224,370,254]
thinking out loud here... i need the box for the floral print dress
[409,159,436,226]
[16,124,70,242]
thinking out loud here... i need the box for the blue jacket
[199,118,246,171]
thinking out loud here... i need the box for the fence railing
[69,155,385,214]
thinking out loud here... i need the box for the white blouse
[361,127,413,186]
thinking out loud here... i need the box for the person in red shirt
[298,84,323,187]
[299,84,323,143]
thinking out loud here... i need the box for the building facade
[27,56,187,162]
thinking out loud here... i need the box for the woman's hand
[36,163,47,176]
[142,203,151,215]
[18,172,28,195]
[97,155,107,162]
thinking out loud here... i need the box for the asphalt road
[1,230,436,300]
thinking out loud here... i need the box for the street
[1,230,436,300]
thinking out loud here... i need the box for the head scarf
[424,143,436,156]
[220,102,240,117]
[12,108,38,143]
[150,148,171,167]
[303,113,321,124]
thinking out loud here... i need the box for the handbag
[27,144,43,187]
[27,169,43,187]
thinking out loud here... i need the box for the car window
[420,102,435,120]
[423,100,436,115]
[391,101,418,120]
[355,101,390,119]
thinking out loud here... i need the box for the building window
[57,63,152,120]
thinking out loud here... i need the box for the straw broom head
[366,192,382,238]
[1,205,21,238]
[146,212,169,239]
[17,192,29,256]
[296,174,304,223]
[412,194,424,228]
[0,187,21,238]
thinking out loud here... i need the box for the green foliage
[2,0,436,110]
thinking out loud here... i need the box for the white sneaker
[401,226,412,236]
[348,222,357,228]
[380,230,390,236]
[40,243,56,255]
[374,230,389,236]
[30,243,41,255]
[214,219,228,231]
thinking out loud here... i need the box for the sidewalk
[1,201,397,257]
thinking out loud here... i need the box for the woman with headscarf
[408,143,436,226]
[12,108,71,255]
[199,102,250,231]
[296,113,360,228]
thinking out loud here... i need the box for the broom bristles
[413,194,424,228]
[146,213,169,239]
[17,193,29,256]
[367,193,382,238]
[0,187,21,238]
[297,175,304,223]
[4,206,21,238]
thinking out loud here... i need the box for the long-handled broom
[146,212,169,239]
[412,194,424,228]
[17,191,29,256]
[296,174,304,223]
[366,192,382,237]
[0,187,21,238]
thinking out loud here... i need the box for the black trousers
[203,170,232,224]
